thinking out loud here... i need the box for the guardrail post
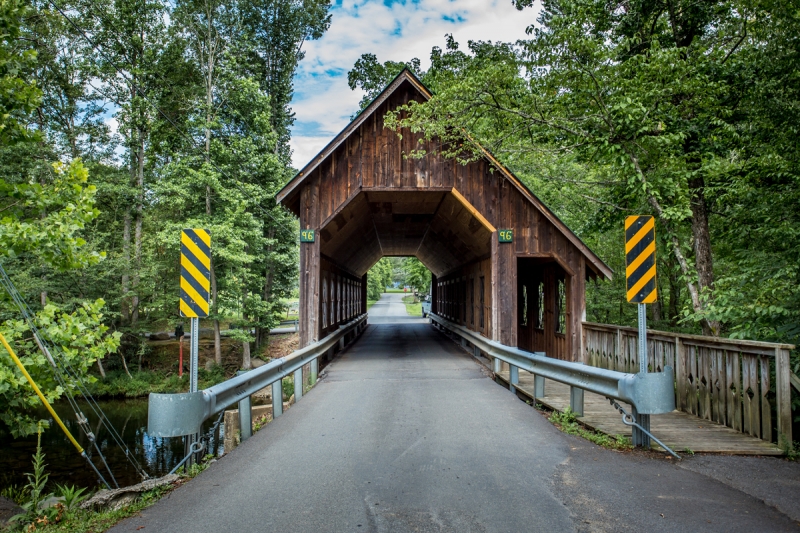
[237,370,252,442]
[294,367,303,401]
[338,336,345,352]
[238,394,252,441]
[570,386,584,416]
[493,357,501,374]
[272,379,283,418]
[310,358,318,386]
[509,364,519,394]
[534,375,545,399]
[461,337,467,348]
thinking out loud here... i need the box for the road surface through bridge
[110,293,796,532]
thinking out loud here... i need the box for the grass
[87,366,227,398]
[367,300,378,309]
[0,457,215,533]
[402,295,422,316]
[547,407,632,451]
[384,288,406,293]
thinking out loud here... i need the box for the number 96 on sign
[300,229,315,243]
[498,229,513,243]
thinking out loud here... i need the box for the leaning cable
[0,332,112,489]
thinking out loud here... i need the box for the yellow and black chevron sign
[180,229,211,318]
[625,216,657,304]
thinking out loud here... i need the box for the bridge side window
[536,282,545,330]
[479,276,485,329]
[461,279,466,323]
[470,279,475,326]
[556,279,566,334]
[521,285,528,326]
[335,276,340,324]
[323,276,328,328]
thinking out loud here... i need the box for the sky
[288,0,538,169]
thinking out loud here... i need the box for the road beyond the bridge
[110,293,797,532]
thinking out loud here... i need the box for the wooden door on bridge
[277,69,612,362]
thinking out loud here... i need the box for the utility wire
[0,263,148,483]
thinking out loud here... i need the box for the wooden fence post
[675,337,685,412]
[775,347,793,447]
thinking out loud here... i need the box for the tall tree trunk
[257,228,275,350]
[667,256,681,327]
[689,177,718,336]
[97,357,106,378]
[131,130,145,326]
[120,351,132,378]
[212,263,221,365]
[242,338,251,370]
[121,124,135,324]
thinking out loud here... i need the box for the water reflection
[0,398,225,490]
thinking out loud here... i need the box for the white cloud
[289,0,538,169]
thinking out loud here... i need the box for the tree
[367,258,392,301]
[402,257,430,294]
[0,160,120,436]
[375,1,799,339]
[0,0,40,145]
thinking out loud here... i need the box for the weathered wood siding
[294,79,596,360]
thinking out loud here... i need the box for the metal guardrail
[148,314,368,437]
[430,314,676,416]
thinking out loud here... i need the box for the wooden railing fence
[582,322,794,447]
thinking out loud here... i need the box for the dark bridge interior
[319,190,493,278]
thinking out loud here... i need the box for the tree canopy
[0,0,332,436]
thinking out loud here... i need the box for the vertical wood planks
[775,347,793,446]
[582,322,793,445]
[675,337,686,412]
[742,355,754,436]
[732,352,742,432]
[760,355,772,442]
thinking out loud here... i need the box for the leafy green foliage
[0,0,41,145]
[0,299,120,437]
[54,484,88,511]
[367,258,393,300]
[348,54,423,110]
[401,257,430,294]
[548,407,631,451]
[281,374,293,400]
[0,160,103,270]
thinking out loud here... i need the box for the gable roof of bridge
[277,69,612,280]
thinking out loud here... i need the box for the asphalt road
[111,294,798,532]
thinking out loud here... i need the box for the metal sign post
[180,229,211,467]
[625,216,657,448]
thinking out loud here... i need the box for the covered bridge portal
[277,70,612,362]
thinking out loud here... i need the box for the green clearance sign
[498,229,513,243]
[300,229,315,243]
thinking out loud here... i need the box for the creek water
[0,398,225,490]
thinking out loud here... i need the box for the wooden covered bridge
[277,69,611,359]
[277,69,794,455]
